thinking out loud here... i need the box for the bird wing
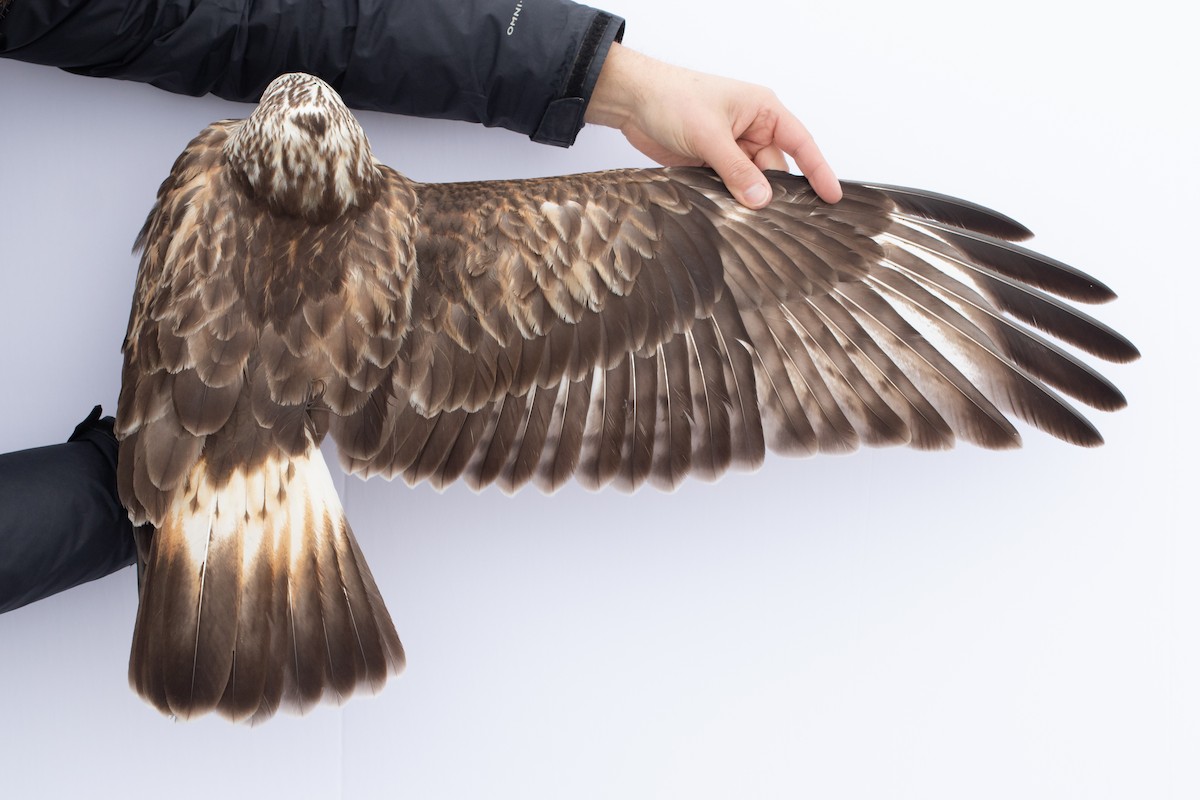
[330,166,1137,494]
[116,121,255,525]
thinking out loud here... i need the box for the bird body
[116,73,1137,722]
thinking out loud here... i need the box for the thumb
[701,134,772,209]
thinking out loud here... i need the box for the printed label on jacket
[507,1,524,36]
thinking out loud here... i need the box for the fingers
[586,44,843,206]
[698,93,841,207]
[700,127,838,209]
[697,128,776,209]
[802,159,843,204]
[752,145,789,173]
[701,127,839,209]
[773,108,843,203]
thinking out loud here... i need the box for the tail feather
[129,445,405,723]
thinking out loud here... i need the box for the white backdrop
[1,1,1195,797]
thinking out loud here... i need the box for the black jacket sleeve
[0,408,137,614]
[0,0,624,146]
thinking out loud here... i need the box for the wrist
[584,42,643,129]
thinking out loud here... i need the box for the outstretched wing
[330,167,1138,493]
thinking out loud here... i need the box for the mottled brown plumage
[117,73,1137,722]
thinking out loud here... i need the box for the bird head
[225,73,382,222]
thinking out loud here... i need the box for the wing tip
[854,180,1037,242]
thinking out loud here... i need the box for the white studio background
[0,1,1195,798]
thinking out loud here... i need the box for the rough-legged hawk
[116,72,1137,722]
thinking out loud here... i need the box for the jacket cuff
[532,11,624,147]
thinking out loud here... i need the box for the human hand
[585,43,842,208]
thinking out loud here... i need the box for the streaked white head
[225,73,381,221]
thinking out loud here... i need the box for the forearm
[0,0,623,145]
[0,408,136,614]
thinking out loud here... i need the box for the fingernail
[744,183,769,207]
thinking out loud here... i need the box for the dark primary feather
[860,182,1035,241]
[118,73,1136,723]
